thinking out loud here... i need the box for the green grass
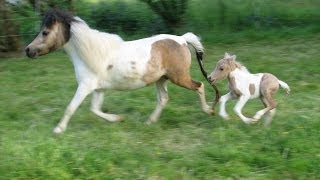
[1,34,320,179]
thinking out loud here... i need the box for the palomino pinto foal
[25,10,213,133]
[208,53,290,126]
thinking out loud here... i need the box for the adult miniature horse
[25,9,214,133]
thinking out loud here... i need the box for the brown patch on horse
[130,61,136,70]
[144,39,201,90]
[228,76,242,96]
[260,73,279,109]
[107,64,113,70]
[249,83,255,95]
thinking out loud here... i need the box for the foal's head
[25,9,75,58]
[208,53,241,83]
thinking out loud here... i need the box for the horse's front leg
[90,90,123,122]
[233,95,252,124]
[219,92,232,120]
[53,85,92,133]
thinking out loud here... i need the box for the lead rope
[196,52,220,110]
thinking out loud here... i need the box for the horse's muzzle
[25,47,38,59]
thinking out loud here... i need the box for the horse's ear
[230,55,236,61]
[224,52,230,58]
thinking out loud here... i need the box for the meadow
[0,33,320,179]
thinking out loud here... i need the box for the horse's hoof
[219,113,230,120]
[53,126,65,134]
[205,109,214,115]
[251,118,259,123]
[145,118,157,125]
[115,114,125,122]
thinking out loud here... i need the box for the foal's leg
[264,108,276,127]
[219,92,233,120]
[233,95,252,124]
[53,85,92,133]
[253,95,277,123]
[255,74,279,125]
[91,90,122,122]
[146,77,169,124]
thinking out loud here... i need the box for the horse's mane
[64,15,124,73]
[42,9,76,28]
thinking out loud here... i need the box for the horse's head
[207,52,238,83]
[25,9,75,58]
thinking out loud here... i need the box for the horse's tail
[182,32,220,107]
[278,80,290,96]
[182,32,204,61]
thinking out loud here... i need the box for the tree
[140,0,188,33]
[0,0,20,52]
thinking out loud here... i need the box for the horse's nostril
[25,47,30,53]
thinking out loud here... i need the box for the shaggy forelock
[42,9,75,28]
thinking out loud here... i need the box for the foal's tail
[278,80,290,96]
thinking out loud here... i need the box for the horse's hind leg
[146,77,169,124]
[264,108,276,127]
[253,95,277,123]
[196,81,214,115]
[170,76,213,115]
[91,90,123,122]
[53,85,92,133]
[254,74,279,125]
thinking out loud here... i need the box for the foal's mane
[229,59,249,73]
[232,60,242,69]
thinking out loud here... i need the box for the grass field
[1,34,320,179]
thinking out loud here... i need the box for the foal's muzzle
[207,76,216,84]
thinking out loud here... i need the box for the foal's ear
[230,55,236,61]
[224,52,230,58]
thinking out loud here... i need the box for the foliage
[0,0,21,52]
[88,1,167,36]
[140,0,189,33]
[2,0,320,51]
[0,34,320,178]
[185,0,320,32]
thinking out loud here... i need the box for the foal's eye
[42,31,49,36]
[220,67,224,71]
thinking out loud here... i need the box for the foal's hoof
[53,126,65,134]
[115,114,125,122]
[221,115,230,120]
[251,118,259,123]
[243,118,253,124]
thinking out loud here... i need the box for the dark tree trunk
[140,0,188,33]
[0,0,21,52]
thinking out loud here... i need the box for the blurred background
[1,0,320,178]
[1,0,319,56]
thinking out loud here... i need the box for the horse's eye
[220,67,224,71]
[42,31,49,36]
